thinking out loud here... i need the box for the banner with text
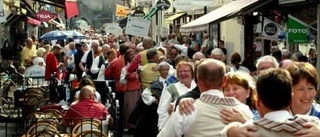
[125,17,151,37]
[262,17,279,40]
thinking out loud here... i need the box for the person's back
[25,65,45,86]
[63,85,108,126]
[184,95,252,137]
[253,114,319,137]
[139,63,159,90]
[139,48,160,90]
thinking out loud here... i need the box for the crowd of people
[5,31,320,137]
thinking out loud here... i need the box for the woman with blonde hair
[157,61,197,130]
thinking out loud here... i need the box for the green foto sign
[287,16,308,43]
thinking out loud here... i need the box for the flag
[116,4,127,17]
[262,17,279,40]
[287,15,316,44]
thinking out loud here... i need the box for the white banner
[105,23,122,36]
[262,17,279,40]
[0,0,5,23]
[125,17,151,37]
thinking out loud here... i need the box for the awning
[65,0,79,19]
[165,13,185,23]
[4,13,21,26]
[180,0,272,33]
[27,17,41,26]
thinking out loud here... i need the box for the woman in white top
[157,61,197,130]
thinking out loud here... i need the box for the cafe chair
[72,121,100,136]
[30,129,62,137]
[42,109,64,124]
[26,122,58,137]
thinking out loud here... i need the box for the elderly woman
[287,62,320,117]
[220,71,259,123]
[157,61,197,131]
[33,47,46,67]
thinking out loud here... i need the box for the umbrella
[64,30,85,39]
[39,30,70,41]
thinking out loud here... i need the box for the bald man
[63,85,108,126]
[21,38,37,67]
[127,36,154,73]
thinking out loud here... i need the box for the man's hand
[294,123,320,137]
[227,125,258,137]
[179,98,195,115]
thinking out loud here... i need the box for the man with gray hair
[282,49,292,60]
[91,44,110,81]
[139,48,160,90]
[210,48,225,62]
[79,40,101,79]
[192,52,205,62]
[255,55,279,75]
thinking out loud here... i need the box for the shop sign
[131,10,145,18]
[156,0,171,11]
[287,15,308,43]
[262,17,279,40]
[35,10,57,22]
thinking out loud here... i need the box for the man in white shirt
[90,44,110,81]
[79,40,101,79]
[222,68,320,137]
[157,59,253,137]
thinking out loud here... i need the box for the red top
[45,52,59,80]
[63,99,107,126]
[126,71,141,91]
[127,54,141,73]
[105,56,127,92]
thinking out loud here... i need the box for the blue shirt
[310,103,320,118]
